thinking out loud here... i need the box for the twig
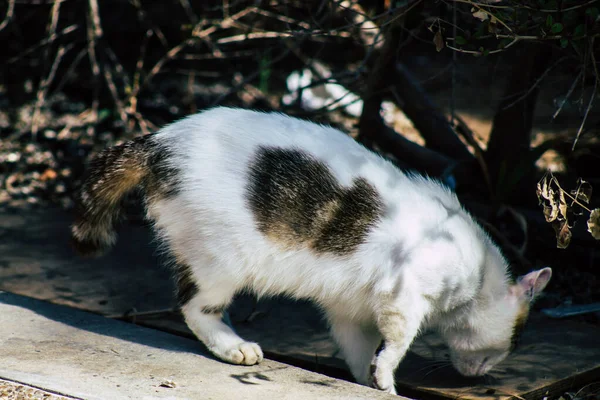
[552,70,583,121]
[44,0,62,63]
[446,37,519,55]
[31,44,73,137]
[501,56,568,111]
[0,0,15,33]
[536,0,600,13]
[217,29,352,45]
[103,64,128,124]
[53,47,88,94]
[128,29,153,124]
[85,0,102,135]
[573,38,598,151]
[130,0,168,48]
[253,7,311,30]
[7,24,78,64]
[209,46,292,107]
[547,173,592,212]
[104,45,130,89]
[142,7,255,88]
[88,0,102,38]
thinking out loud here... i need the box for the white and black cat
[72,107,551,394]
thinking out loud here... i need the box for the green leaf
[551,23,563,33]
[586,7,599,20]
[560,38,569,48]
[546,14,553,27]
[455,36,467,45]
[98,109,111,121]
[574,24,585,37]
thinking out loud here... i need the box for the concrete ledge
[0,292,397,400]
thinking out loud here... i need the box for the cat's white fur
[98,107,553,394]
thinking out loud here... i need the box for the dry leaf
[433,31,445,52]
[543,188,560,222]
[488,16,498,34]
[543,204,558,223]
[472,9,488,21]
[588,208,600,240]
[558,190,568,221]
[553,220,572,249]
[539,175,551,201]
[571,178,592,204]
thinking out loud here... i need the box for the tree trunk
[485,43,553,204]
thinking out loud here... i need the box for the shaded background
[0,2,599,398]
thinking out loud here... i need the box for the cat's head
[442,267,552,377]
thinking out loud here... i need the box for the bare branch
[0,0,15,33]
[573,38,599,151]
[7,25,78,64]
[552,70,583,121]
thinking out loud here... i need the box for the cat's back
[155,107,395,190]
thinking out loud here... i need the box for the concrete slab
[0,292,397,400]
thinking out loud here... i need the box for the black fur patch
[174,262,199,307]
[145,139,181,200]
[246,147,384,256]
[509,306,529,352]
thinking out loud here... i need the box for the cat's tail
[70,134,160,257]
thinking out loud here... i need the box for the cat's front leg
[370,294,428,394]
[327,315,382,385]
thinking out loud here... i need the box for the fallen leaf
[553,220,572,249]
[587,208,600,240]
[433,31,445,52]
[160,380,177,388]
[40,168,57,181]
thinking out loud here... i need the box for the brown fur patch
[71,134,179,256]
[246,147,384,256]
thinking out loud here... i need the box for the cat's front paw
[214,341,264,366]
[370,362,397,395]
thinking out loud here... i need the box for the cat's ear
[513,267,552,302]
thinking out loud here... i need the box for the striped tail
[71,134,159,256]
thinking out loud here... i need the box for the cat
[71,107,552,394]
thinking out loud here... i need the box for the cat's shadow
[0,291,218,361]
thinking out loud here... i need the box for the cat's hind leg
[327,315,382,386]
[175,261,263,366]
